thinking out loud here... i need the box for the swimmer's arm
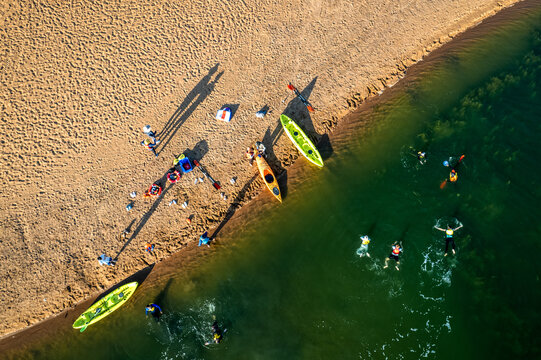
[453,224,463,231]
[433,226,445,231]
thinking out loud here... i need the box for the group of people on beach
[358,150,466,270]
[98,125,215,267]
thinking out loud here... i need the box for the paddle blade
[193,159,200,167]
[212,182,221,190]
[440,179,447,189]
[459,154,465,163]
[287,84,295,91]
[307,105,315,112]
[80,325,88,333]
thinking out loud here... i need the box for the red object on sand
[145,184,162,197]
[167,170,181,183]
[193,160,221,190]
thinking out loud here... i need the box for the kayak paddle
[193,160,221,190]
[287,83,315,112]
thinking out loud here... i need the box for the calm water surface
[5,2,541,359]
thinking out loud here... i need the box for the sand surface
[0,0,520,337]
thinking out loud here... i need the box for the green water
[5,2,541,359]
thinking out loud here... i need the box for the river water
[4,1,541,359]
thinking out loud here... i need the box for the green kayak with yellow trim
[280,114,323,167]
[72,282,138,332]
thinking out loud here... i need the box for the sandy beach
[0,0,520,338]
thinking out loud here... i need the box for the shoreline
[0,0,523,346]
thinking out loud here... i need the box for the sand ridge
[0,0,520,336]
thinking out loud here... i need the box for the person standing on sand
[144,242,155,253]
[198,231,211,247]
[383,242,402,271]
[246,147,255,166]
[143,125,159,143]
[255,141,266,157]
[434,223,463,256]
[141,138,159,157]
[97,254,116,266]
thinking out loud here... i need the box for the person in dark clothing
[434,223,463,256]
[145,303,163,320]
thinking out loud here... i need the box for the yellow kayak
[280,114,323,167]
[255,151,282,202]
[72,282,138,332]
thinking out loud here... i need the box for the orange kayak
[255,152,282,202]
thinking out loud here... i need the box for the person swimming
[434,223,463,256]
[145,303,163,320]
[205,319,224,345]
[383,242,403,271]
[444,155,465,182]
[408,147,427,164]
[416,151,427,164]
[356,235,371,257]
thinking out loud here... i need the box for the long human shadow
[317,133,334,161]
[211,173,260,239]
[396,225,411,246]
[152,278,173,308]
[366,221,378,236]
[115,180,173,260]
[180,139,209,164]
[282,77,319,140]
[157,64,224,156]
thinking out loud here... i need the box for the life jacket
[168,170,180,183]
[449,170,458,182]
[361,236,370,245]
[446,229,454,238]
[148,185,162,196]
[392,246,401,255]
[142,139,152,149]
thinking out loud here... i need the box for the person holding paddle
[441,154,465,188]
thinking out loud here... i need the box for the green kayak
[72,282,138,332]
[280,114,324,167]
